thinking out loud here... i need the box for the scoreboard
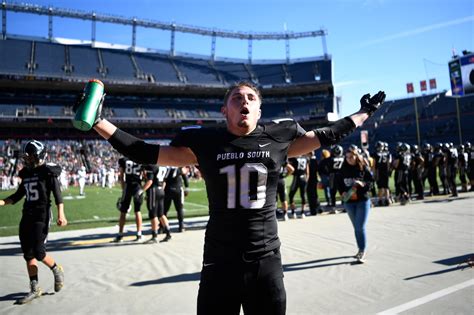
[449,52,474,96]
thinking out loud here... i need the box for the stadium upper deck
[0,36,335,139]
[0,37,333,93]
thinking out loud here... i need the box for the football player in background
[77,165,87,196]
[142,164,172,243]
[328,145,344,212]
[373,141,392,206]
[288,154,309,218]
[164,166,189,232]
[114,157,144,242]
[78,81,385,314]
[276,159,294,221]
[0,140,67,304]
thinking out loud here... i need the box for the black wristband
[108,128,160,165]
[313,117,356,146]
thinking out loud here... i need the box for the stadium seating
[0,38,329,86]
[0,39,31,75]
[339,92,474,149]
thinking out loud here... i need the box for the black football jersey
[144,164,169,187]
[118,157,142,184]
[289,156,309,177]
[308,156,319,182]
[278,161,290,179]
[328,156,344,173]
[165,166,186,190]
[170,119,306,261]
[8,163,63,220]
[395,153,411,170]
[373,151,391,173]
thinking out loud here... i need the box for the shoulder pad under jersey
[263,118,306,142]
[18,167,28,179]
[171,125,211,148]
[45,163,62,177]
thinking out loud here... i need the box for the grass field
[0,176,314,237]
[0,179,210,237]
[1,174,454,237]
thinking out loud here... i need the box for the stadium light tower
[3,2,328,62]
[48,6,53,41]
[2,1,6,40]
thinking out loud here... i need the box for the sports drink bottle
[73,79,104,131]
[342,186,357,203]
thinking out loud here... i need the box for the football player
[288,155,309,218]
[77,81,385,314]
[164,166,189,232]
[328,145,344,212]
[0,140,67,304]
[114,157,144,242]
[142,164,172,242]
[276,159,294,221]
[372,141,392,206]
[306,151,322,215]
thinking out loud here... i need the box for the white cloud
[334,80,366,88]
[359,15,474,47]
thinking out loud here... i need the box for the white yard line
[377,279,474,315]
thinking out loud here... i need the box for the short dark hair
[223,81,262,106]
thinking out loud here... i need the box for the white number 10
[220,163,268,209]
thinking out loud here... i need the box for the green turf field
[0,174,454,237]
[0,179,211,237]
[0,177,311,237]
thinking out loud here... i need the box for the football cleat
[52,264,64,292]
[17,280,42,304]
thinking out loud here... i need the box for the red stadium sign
[429,78,437,90]
[420,80,427,91]
[406,83,414,93]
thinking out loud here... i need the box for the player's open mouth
[240,108,250,119]
[240,107,249,115]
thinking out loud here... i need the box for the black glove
[359,91,386,116]
[73,92,106,126]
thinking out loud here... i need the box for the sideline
[377,279,474,315]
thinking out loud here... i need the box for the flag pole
[413,96,421,146]
[455,96,463,144]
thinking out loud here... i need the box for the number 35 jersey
[171,119,306,262]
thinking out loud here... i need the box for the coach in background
[0,140,66,304]
[75,80,384,314]
[337,145,374,264]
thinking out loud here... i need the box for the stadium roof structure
[1,1,329,63]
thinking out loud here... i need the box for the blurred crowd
[0,139,121,191]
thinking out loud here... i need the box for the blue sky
[5,0,474,116]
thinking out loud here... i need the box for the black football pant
[197,250,286,315]
[164,188,184,228]
[306,179,320,214]
[427,168,439,195]
[289,176,307,206]
[20,216,50,261]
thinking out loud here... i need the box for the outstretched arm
[93,119,197,167]
[288,91,385,157]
